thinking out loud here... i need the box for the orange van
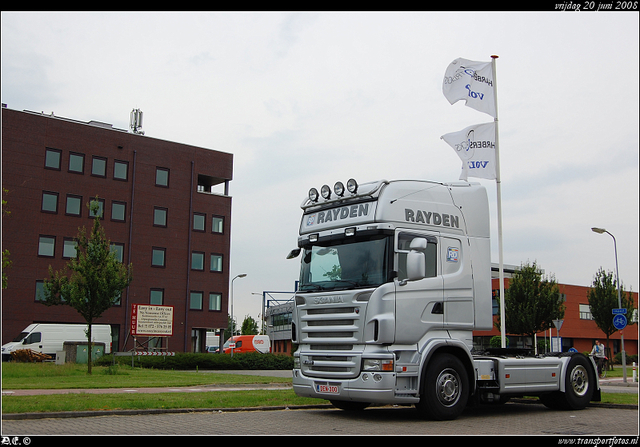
[222,335,271,354]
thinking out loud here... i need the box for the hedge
[95,352,294,370]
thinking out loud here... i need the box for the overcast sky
[2,11,638,325]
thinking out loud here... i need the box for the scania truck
[288,179,599,420]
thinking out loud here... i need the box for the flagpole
[491,55,506,348]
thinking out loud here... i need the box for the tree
[587,268,636,359]
[42,199,132,373]
[499,261,564,350]
[241,315,259,335]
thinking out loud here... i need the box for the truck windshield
[299,235,391,291]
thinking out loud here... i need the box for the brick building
[2,106,234,353]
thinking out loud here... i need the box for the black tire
[330,400,370,411]
[540,354,595,410]
[416,353,469,421]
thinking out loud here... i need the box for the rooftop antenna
[130,108,145,135]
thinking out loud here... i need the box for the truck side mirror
[406,238,427,282]
[287,248,301,259]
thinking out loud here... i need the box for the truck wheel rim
[570,365,589,397]
[436,368,461,407]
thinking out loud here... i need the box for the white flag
[441,122,496,181]
[443,58,496,118]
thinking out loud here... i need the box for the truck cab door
[441,236,474,330]
[394,232,443,344]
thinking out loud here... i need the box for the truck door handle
[432,302,444,314]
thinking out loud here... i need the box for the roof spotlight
[309,188,319,202]
[347,178,358,194]
[321,185,331,200]
[334,181,345,197]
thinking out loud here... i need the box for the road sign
[613,314,627,331]
[612,308,627,315]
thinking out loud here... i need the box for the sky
[2,11,638,326]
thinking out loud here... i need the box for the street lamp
[591,227,627,383]
[230,274,247,337]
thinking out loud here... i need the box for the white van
[1,324,112,361]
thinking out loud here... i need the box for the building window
[209,293,222,311]
[150,289,164,305]
[113,160,128,181]
[66,195,82,216]
[44,148,61,170]
[193,213,206,232]
[155,167,169,187]
[111,201,126,222]
[91,156,107,177]
[62,238,77,259]
[192,252,204,271]
[152,247,166,267]
[35,280,46,301]
[153,207,167,227]
[89,198,105,219]
[110,243,125,263]
[68,152,85,174]
[190,291,203,310]
[212,216,224,234]
[210,254,223,272]
[38,235,56,257]
[579,304,593,320]
[41,191,59,213]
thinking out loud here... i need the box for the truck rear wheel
[416,353,469,421]
[540,354,595,410]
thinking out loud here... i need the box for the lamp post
[230,274,247,338]
[591,227,627,383]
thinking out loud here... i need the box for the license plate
[316,384,339,394]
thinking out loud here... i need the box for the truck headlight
[294,356,301,369]
[362,358,394,372]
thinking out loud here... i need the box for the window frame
[190,291,204,310]
[151,247,166,268]
[111,201,127,222]
[41,191,59,214]
[44,148,62,170]
[210,253,223,272]
[153,207,168,227]
[68,152,85,174]
[38,235,56,258]
[113,159,129,181]
[155,167,170,187]
[65,194,83,217]
[91,156,107,178]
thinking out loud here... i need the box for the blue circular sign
[613,314,627,330]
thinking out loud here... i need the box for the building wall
[2,107,234,353]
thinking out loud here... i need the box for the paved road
[2,402,638,436]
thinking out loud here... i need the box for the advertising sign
[131,304,174,337]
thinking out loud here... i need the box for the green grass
[1,362,290,390]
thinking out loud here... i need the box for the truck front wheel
[416,353,469,421]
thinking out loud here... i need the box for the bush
[95,352,294,371]
[613,352,638,365]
